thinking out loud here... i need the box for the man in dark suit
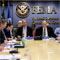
[0,30,6,44]
[0,19,7,51]
[17,20,32,39]
[13,21,23,38]
[4,23,13,40]
[0,21,4,51]
[36,21,56,38]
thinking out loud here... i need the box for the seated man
[0,21,4,51]
[4,23,13,40]
[0,19,8,49]
[13,21,22,38]
[16,20,32,39]
[0,19,7,51]
[36,21,56,38]
[17,21,22,28]
[54,25,60,40]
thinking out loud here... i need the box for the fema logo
[16,2,30,18]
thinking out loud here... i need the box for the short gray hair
[42,20,47,24]
[0,19,6,26]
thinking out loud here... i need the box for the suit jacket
[0,30,5,44]
[16,26,32,37]
[4,28,12,38]
[36,26,56,38]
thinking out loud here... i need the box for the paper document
[0,55,21,59]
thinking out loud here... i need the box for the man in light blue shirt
[54,27,60,37]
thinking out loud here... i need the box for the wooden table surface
[0,39,60,60]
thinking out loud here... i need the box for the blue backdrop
[0,1,60,30]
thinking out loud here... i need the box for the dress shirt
[43,27,48,37]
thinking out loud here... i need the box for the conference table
[0,38,60,60]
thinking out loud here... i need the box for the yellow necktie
[24,27,26,37]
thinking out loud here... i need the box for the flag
[31,22,36,37]
[33,30,35,37]
[7,4,12,24]
[1,4,5,19]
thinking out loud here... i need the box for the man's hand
[17,35,21,39]
[56,37,60,40]
[4,40,8,45]
[0,46,4,51]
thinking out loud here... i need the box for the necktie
[24,27,26,37]
[43,28,46,37]
[45,28,48,37]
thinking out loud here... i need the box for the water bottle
[22,37,25,46]
[11,54,16,60]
